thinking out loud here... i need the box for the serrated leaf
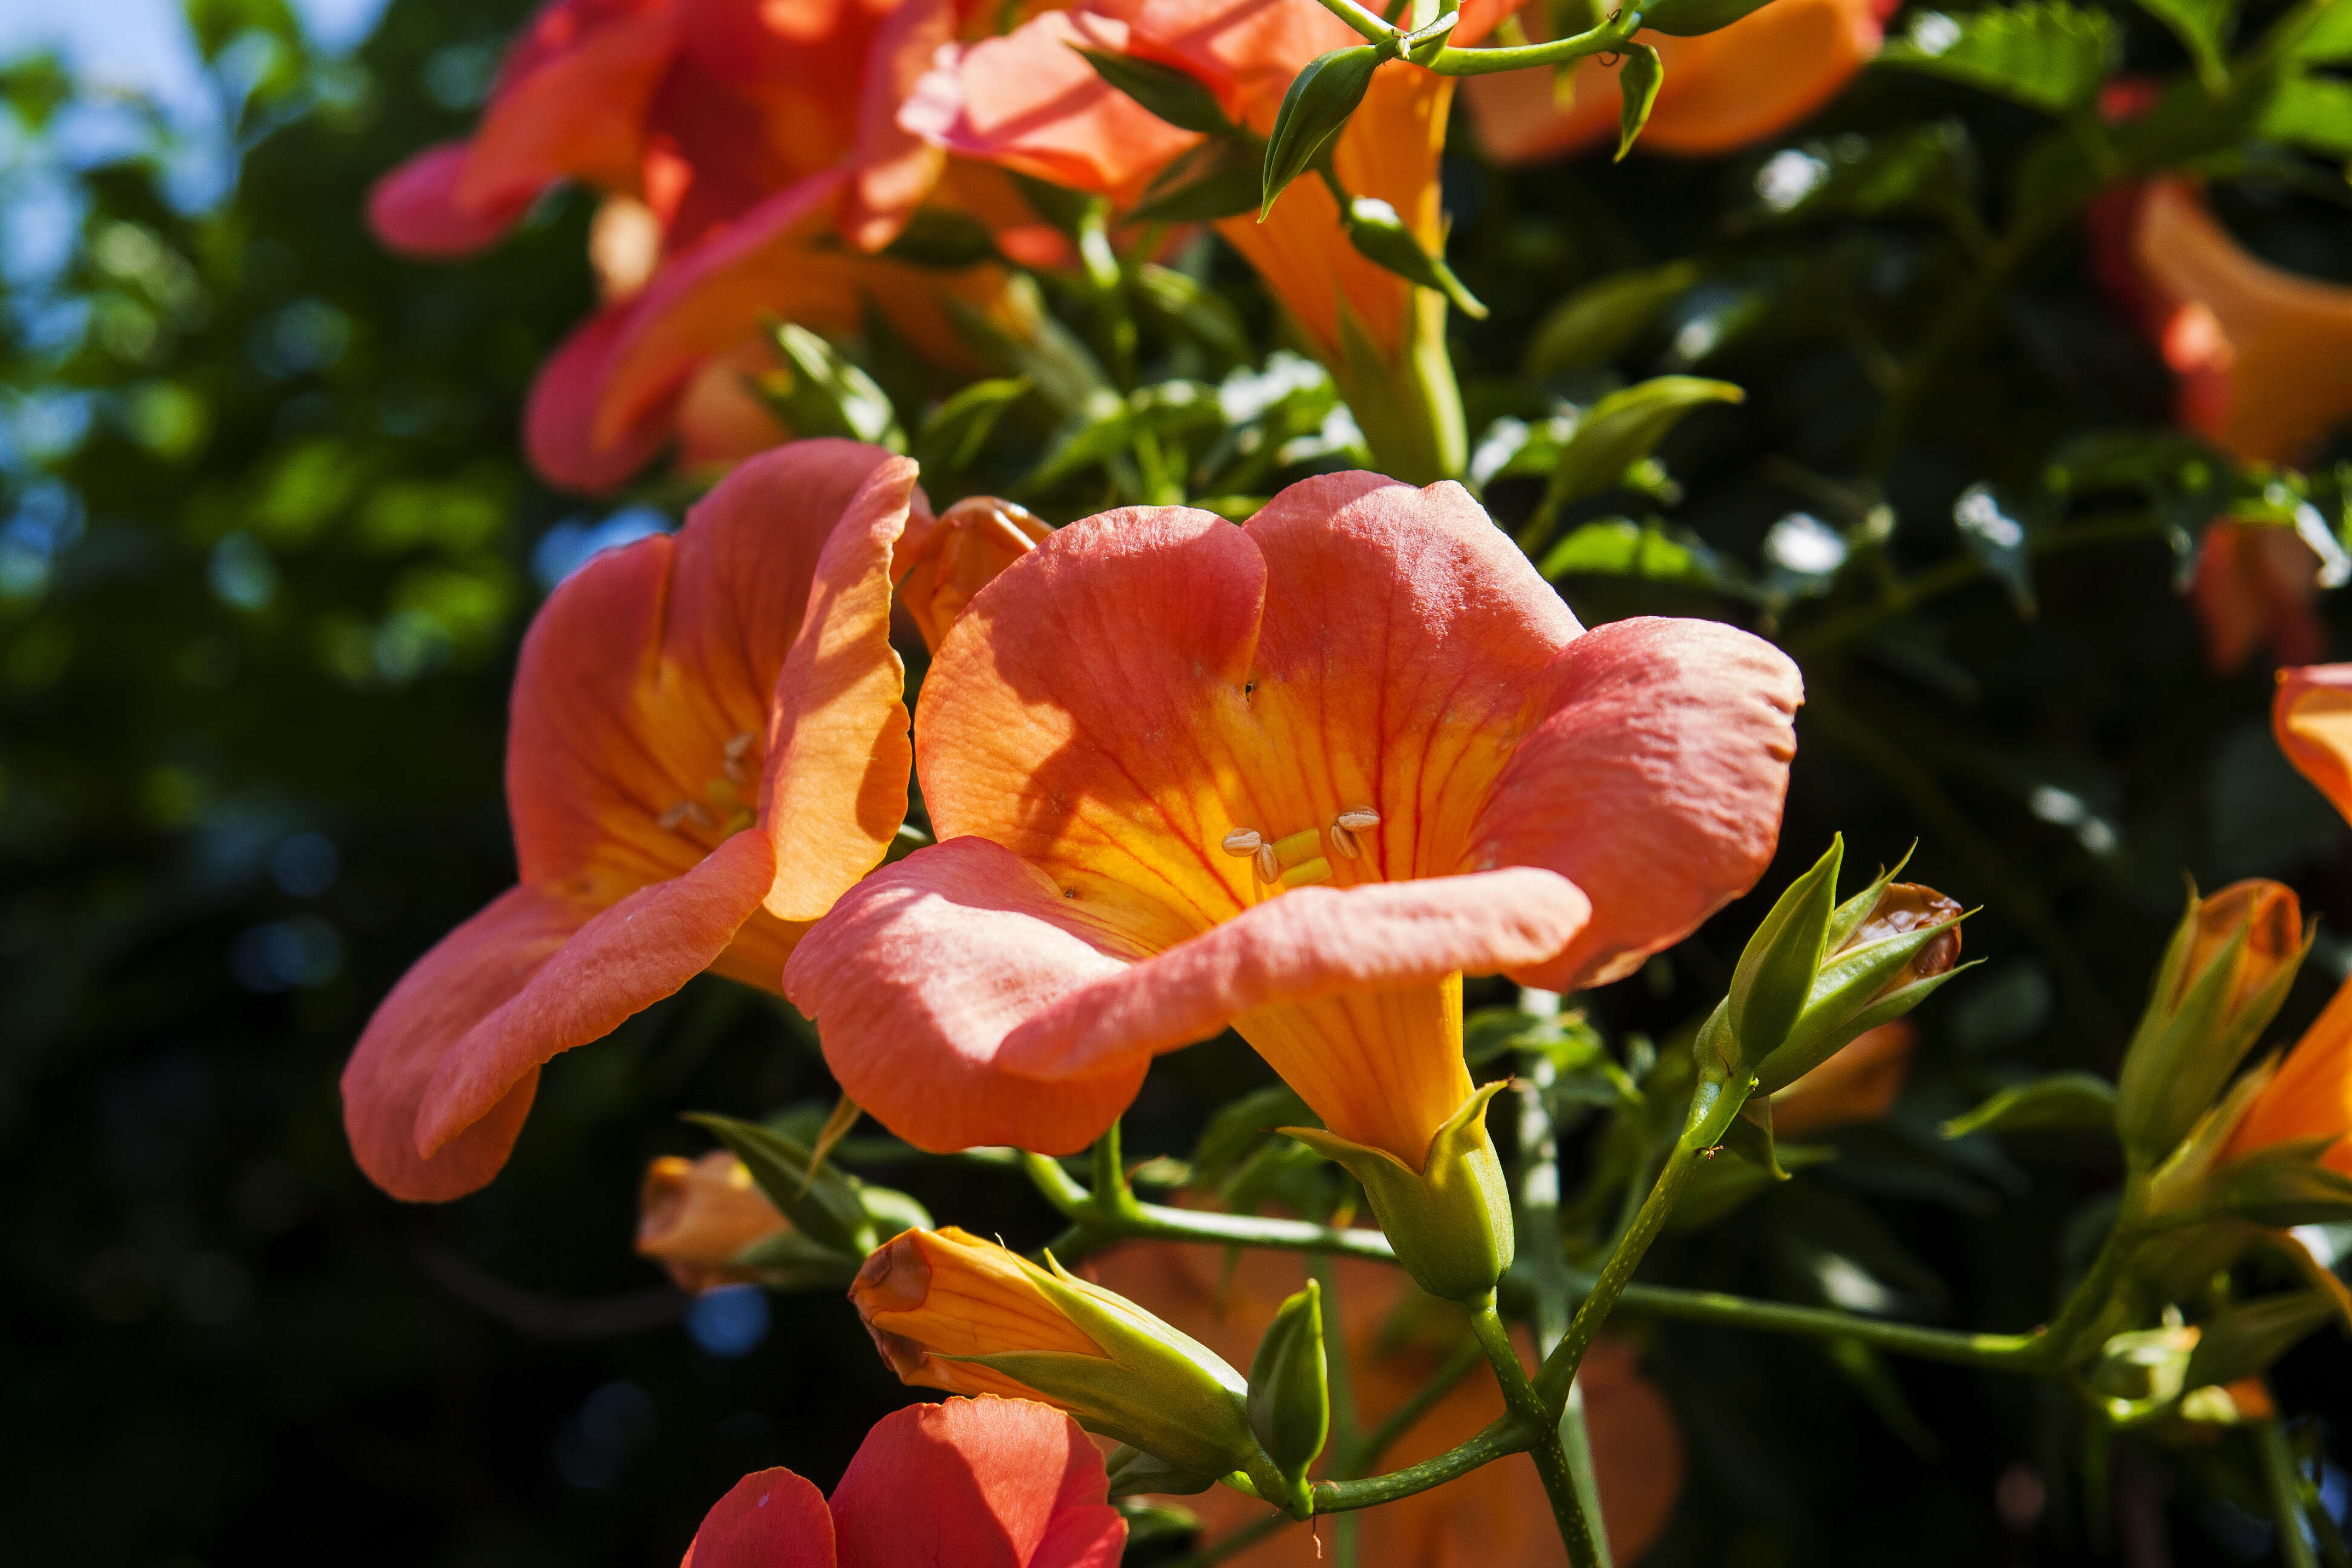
[915,376,1031,474]
[1615,45,1663,158]
[2260,71,2352,157]
[1941,1071,2118,1138]
[1524,260,1702,378]
[2184,1292,2336,1388]
[1075,46,1234,136]
[1543,375,1745,508]
[1877,4,2117,114]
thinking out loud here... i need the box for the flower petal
[829,1398,1123,1568]
[681,1465,835,1568]
[1473,615,1802,991]
[2275,663,2352,824]
[366,142,537,258]
[460,0,680,209]
[416,826,778,1164]
[844,0,956,249]
[340,884,589,1203]
[526,301,679,494]
[1632,0,1883,155]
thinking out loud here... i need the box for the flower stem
[1341,1334,1482,1475]
[1607,1276,2044,1371]
[1537,1135,1700,1412]
[1421,8,1642,74]
[1471,1295,1601,1567]
[1313,1417,1537,1512]
[2038,1180,2147,1367]
[1515,1043,1613,1563]
[2259,1420,2321,1568]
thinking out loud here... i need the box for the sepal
[1283,1081,1515,1300]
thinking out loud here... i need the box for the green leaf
[2132,0,2233,90]
[1075,47,1235,136]
[2218,1145,2352,1226]
[1131,140,1264,224]
[880,207,1001,270]
[1536,517,1752,598]
[2259,71,2352,158]
[1543,375,1745,507]
[1746,122,1978,227]
[1877,4,2117,114]
[1638,0,1778,34]
[1615,45,1663,158]
[1025,379,1223,491]
[1132,264,1253,368]
[1523,260,1702,378]
[1941,1071,2118,1138]
[684,1113,875,1256]
[915,376,1031,475]
[947,275,1112,418]
[2284,0,2352,63]
[2184,1293,2337,1388]
[1342,197,1488,317]
[762,323,907,451]
[1261,46,1379,218]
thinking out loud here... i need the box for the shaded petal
[2193,523,2328,675]
[367,142,537,258]
[2220,975,2352,1173]
[829,1398,1123,1568]
[462,0,681,207]
[844,0,956,249]
[526,301,679,494]
[2275,662,2352,825]
[1474,615,1802,991]
[416,827,778,1162]
[340,885,589,1203]
[680,1465,835,1568]
[789,835,1585,1153]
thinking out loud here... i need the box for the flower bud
[1246,1281,1330,1489]
[637,1152,791,1292]
[1721,838,1844,1082]
[850,1227,1283,1500]
[1260,45,1380,219]
[1283,1082,1515,1302]
[1344,198,1488,318]
[1637,0,1778,34]
[2116,880,2307,1168]
[892,496,1051,652]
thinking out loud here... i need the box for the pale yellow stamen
[659,800,717,832]
[1279,857,1333,889]
[1335,808,1380,833]
[1221,828,1264,857]
[1269,828,1322,863]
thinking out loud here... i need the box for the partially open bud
[892,496,1051,651]
[1769,1021,1916,1138]
[2117,880,2307,1168]
[1751,876,1965,1096]
[850,1227,1289,1505]
[636,1152,791,1292]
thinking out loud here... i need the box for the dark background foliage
[2,1,2348,1563]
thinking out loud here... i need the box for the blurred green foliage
[3,0,2350,1563]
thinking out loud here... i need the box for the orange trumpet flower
[1465,0,1893,163]
[1085,1240,1685,1564]
[341,440,920,1202]
[368,0,1030,492]
[904,0,1517,481]
[787,470,1799,1208]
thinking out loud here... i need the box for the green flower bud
[1260,45,1380,218]
[1722,837,1844,1080]
[1247,1281,1330,1492]
[1285,1081,1515,1301]
[1344,197,1489,318]
[1753,878,1966,1094]
[1636,0,1779,36]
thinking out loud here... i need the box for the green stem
[1020,1149,1399,1263]
[1306,0,1404,44]
[1313,1417,1537,1512]
[1607,1277,2044,1371]
[1473,1298,1601,1568]
[1538,1137,1701,1411]
[1516,1041,1612,1563]
[1422,8,1641,74]
[2259,1421,2321,1568]
[2040,1180,2148,1365]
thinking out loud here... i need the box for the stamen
[1335,808,1380,832]
[1279,857,1333,889]
[658,800,717,832]
[1328,823,1359,860]
[1221,828,1264,857]
[722,730,757,783]
[1253,843,1280,884]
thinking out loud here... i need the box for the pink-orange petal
[1475,615,1803,991]
[460,0,681,208]
[681,1465,836,1568]
[525,301,679,494]
[843,0,956,249]
[416,826,779,1163]
[366,142,537,258]
[340,884,590,1203]
[828,1399,1123,1568]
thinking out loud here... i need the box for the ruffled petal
[366,142,537,258]
[416,827,779,1164]
[2274,663,2352,823]
[679,1465,835,1568]
[340,885,590,1203]
[1474,615,1802,991]
[789,835,1585,1154]
[828,1399,1123,1568]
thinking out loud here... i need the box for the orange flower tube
[339,440,921,1201]
[1464,0,1893,163]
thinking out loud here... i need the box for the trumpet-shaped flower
[788,471,1801,1184]
[681,1397,1126,1567]
[1465,0,1892,163]
[903,0,1515,480]
[341,440,920,1202]
[368,0,1030,492]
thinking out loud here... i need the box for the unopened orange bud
[2176,881,2302,1016]
[1843,883,1964,990]
[892,497,1052,651]
[636,1151,791,1292]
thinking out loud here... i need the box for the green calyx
[1725,836,1844,1080]
[1282,1080,1516,1301]
[1247,1280,1330,1489]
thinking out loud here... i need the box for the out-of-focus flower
[850,1227,1271,1485]
[1465,0,1892,163]
[341,441,920,1202]
[2115,878,2305,1166]
[1085,1240,1685,1564]
[637,1151,790,1290]
[679,1396,1126,1567]
[789,472,1800,1293]
[1770,1020,1914,1137]
[368,0,1025,492]
[893,495,1053,651]
[904,0,1517,481]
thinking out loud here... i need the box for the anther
[722,730,757,783]
[658,800,716,832]
[1254,843,1280,884]
[1335,808,1380,832]
[1329,824,1359,860]
[1221,828,1264,857]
